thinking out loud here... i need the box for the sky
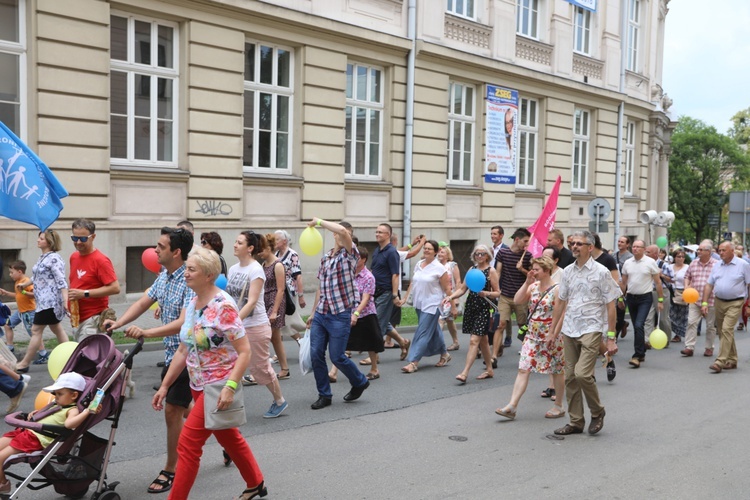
[662,0,750,134]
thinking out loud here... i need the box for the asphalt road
[3,320,750,499]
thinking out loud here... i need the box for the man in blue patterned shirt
[306,217,369,410]
[103,227,194,494]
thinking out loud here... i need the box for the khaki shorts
[498,295,528,327]
[72,308,117,342]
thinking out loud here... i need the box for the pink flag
[526,176,562,258]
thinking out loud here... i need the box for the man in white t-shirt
[620,240,664,368]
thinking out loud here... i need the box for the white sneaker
[6,374,30,414]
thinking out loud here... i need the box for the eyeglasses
[473,252,487,257]
[570,242,590,247]
[70,235,92,243]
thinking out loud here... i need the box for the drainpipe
[403,0,416,276]
[614,0,628,249]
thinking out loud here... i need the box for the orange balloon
[683,287,699,304]
[34,390,55,411]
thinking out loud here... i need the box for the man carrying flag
[0,121,68,231]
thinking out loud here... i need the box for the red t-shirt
[69,249,118,322]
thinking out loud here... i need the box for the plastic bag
[299,329,312,376]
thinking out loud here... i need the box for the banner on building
[484,85,518,185]
[564,0,597,12]
[0,121,68,231]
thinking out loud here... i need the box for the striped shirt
[496,247,532,298]
[147,264,196,365]
[684,258,716,307]
[316,245,360,315]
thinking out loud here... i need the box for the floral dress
[461,266,495,336]
[263,259,286,329]
[518,282,564,374]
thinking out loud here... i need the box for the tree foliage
[729,107,750,145]
[668,116,750,242]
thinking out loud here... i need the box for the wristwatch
[84,290,90,298]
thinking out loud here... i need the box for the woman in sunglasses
[15,230,70,373]
[443,244,499,383]
[200,232,227,276]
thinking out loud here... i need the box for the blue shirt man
[703,241,750,372]
[370,223,401,345]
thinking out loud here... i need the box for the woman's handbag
[284,285,296,316]
[187,309,247,431]
[518,284,557,342]
[298,329,312,376]
[203,381,246,430]
[673,288,686,306]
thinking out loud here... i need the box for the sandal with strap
[495,405,516,420]
[233,480,268,500]
[544,406,566,419]
[435,353,451,367]
[401,362,419,373]
[476,371,494,380]
[147,470,175,494]
[400,339,411,361]
[223,450,233,467]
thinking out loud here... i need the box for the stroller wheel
[96,491,121,500]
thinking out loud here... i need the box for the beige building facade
[0,0,674,296]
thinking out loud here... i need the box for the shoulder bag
[187,308,247,431]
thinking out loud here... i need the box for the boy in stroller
[0,372,98,495]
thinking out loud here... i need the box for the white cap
[43,372,86,393]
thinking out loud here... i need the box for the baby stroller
[2,335,144,500]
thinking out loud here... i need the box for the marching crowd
[1,218,750,499]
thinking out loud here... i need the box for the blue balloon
[215,273,228,290]
[465,268,486,293]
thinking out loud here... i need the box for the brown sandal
[400,339,411,361]
[476,371,493,380]
[435,353,451,367]
[401,362,418,373]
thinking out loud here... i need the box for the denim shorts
[9,311,34,334]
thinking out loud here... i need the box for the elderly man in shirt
[548,230,620,436]
[306,218,369,409]
[703,241,750,373]
[681,239,718,358]
[620,240,664,368]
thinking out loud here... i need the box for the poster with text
[484,85,518,184]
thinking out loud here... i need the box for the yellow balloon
[48,341,79,380]
[299,227,324,256]
[650,328,668,350]
[35,389,55,411]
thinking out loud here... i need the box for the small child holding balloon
[0,372,98,495]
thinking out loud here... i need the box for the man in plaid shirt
[681,239,718,357]
[307,218,369,410]
[103,226,195,493]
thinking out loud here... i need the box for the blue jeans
[0,371,23,398]
[627,293,653,359]
[310,310,367,398]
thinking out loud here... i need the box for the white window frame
[626,0,640,72]
[573,6,591,56]
[110,12,179,168]
[345,62,384,179]
[243,41,294,173]
[572,108,590,192]
[516,97,538,189]
[0,0,26,139]
[447,81,475,184]
[446,0,475,20]
[624,121,636,195]
[516,0,539,39]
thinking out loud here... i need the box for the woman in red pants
[153,247,266,500]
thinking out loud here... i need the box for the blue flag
[0,121,68,231]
